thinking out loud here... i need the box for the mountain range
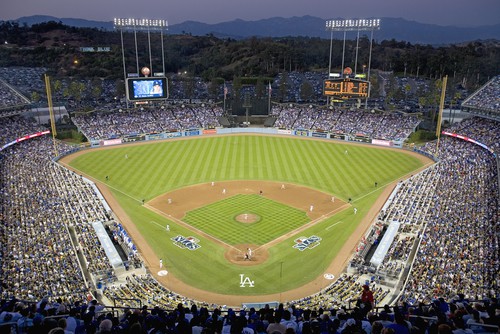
[10,15,500,45]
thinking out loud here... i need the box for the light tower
[114,18,169,108]
[325,18,380,107]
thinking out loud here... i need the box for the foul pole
[435,75,448,157]
[44,74,58,157]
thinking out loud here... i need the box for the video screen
[126,77,168,101]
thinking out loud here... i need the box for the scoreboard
[323,78,369,99]
[126,77,169,101]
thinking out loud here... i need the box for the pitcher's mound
[235,213,260,223]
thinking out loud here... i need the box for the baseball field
[63,134,430,304]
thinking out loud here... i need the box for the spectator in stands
[360,285,375,316]
[387,312,410,334]
[267,314,287,334]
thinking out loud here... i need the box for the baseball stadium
[0,18,499,334]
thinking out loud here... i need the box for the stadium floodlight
[114,17,169,109]
[325,18,380,108]
[113,18,168,32]
[325,18,380,32]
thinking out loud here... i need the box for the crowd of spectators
[272,72,325,102]
[0,116,127,304]
[288,275,389,312]
[0,135,89,303]
[349,166,441,276]
[101,272,388,317]
[1,291,498,334]
[0,79,30,109]
[462,75,500,114]
[447,116,500,153]
[71,105,222,140]
[3,66,475,114]
[348,117,499,306]
[402,125,499,302]
[0,67,47,100]
[103,274,215,311]
[271,105,420,141]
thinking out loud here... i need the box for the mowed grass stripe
[324,144,352,200]
[358,148,379,185]
[265,137,281,180]
[149,141,184,193]
[141,144,169,195]
[285,137,305,181]
[211,138,227,181]
[250,136,261,179]
[189,138,214,182]
[299,139,323,184]
[249,136,261,179]
[344,150,369,197]
[299,141,320,186]
[227,138,237,180]
[235,136,248,178]
[179,139,203,185]
[213,138,227,179]
[310,142,335,191]
[315,142,341,192]
[287,139,308,182]
[292,139,311,182]
[199,136,218,181]
[185,139,203,181]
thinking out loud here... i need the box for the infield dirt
[147,180,349,265]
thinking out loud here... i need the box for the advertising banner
[372,139,393,147]
[295,130,309,137]
[184,129,201,137]
[277,129,292,135]
[312,132,327,138]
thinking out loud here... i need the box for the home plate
[158,270,168,276]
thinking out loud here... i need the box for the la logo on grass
[171,235,201,250]
[293,235,322,251]
[239,274,254,287]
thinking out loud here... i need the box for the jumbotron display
[126,77,169,101]
[323,78,369,99]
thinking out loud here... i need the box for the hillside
[10,15,500,45]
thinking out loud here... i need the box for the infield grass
[184,194,310,245]
[68,135,425,296]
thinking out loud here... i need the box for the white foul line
[326,220,344,231]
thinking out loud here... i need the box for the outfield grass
[69,135,424,296]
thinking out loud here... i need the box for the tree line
[0,20,498,93]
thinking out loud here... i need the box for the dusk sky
[2,0,500,27]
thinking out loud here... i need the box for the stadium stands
[348,119,499,306]
[271,105,419,141]
[0,67,498,334]
[462,75,500,120]
[72,105,222,141]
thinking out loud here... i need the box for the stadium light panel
[114,17,168,31]
[325,18,380,31]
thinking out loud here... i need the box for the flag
[224,84,228,99]
[268,83,272,97]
